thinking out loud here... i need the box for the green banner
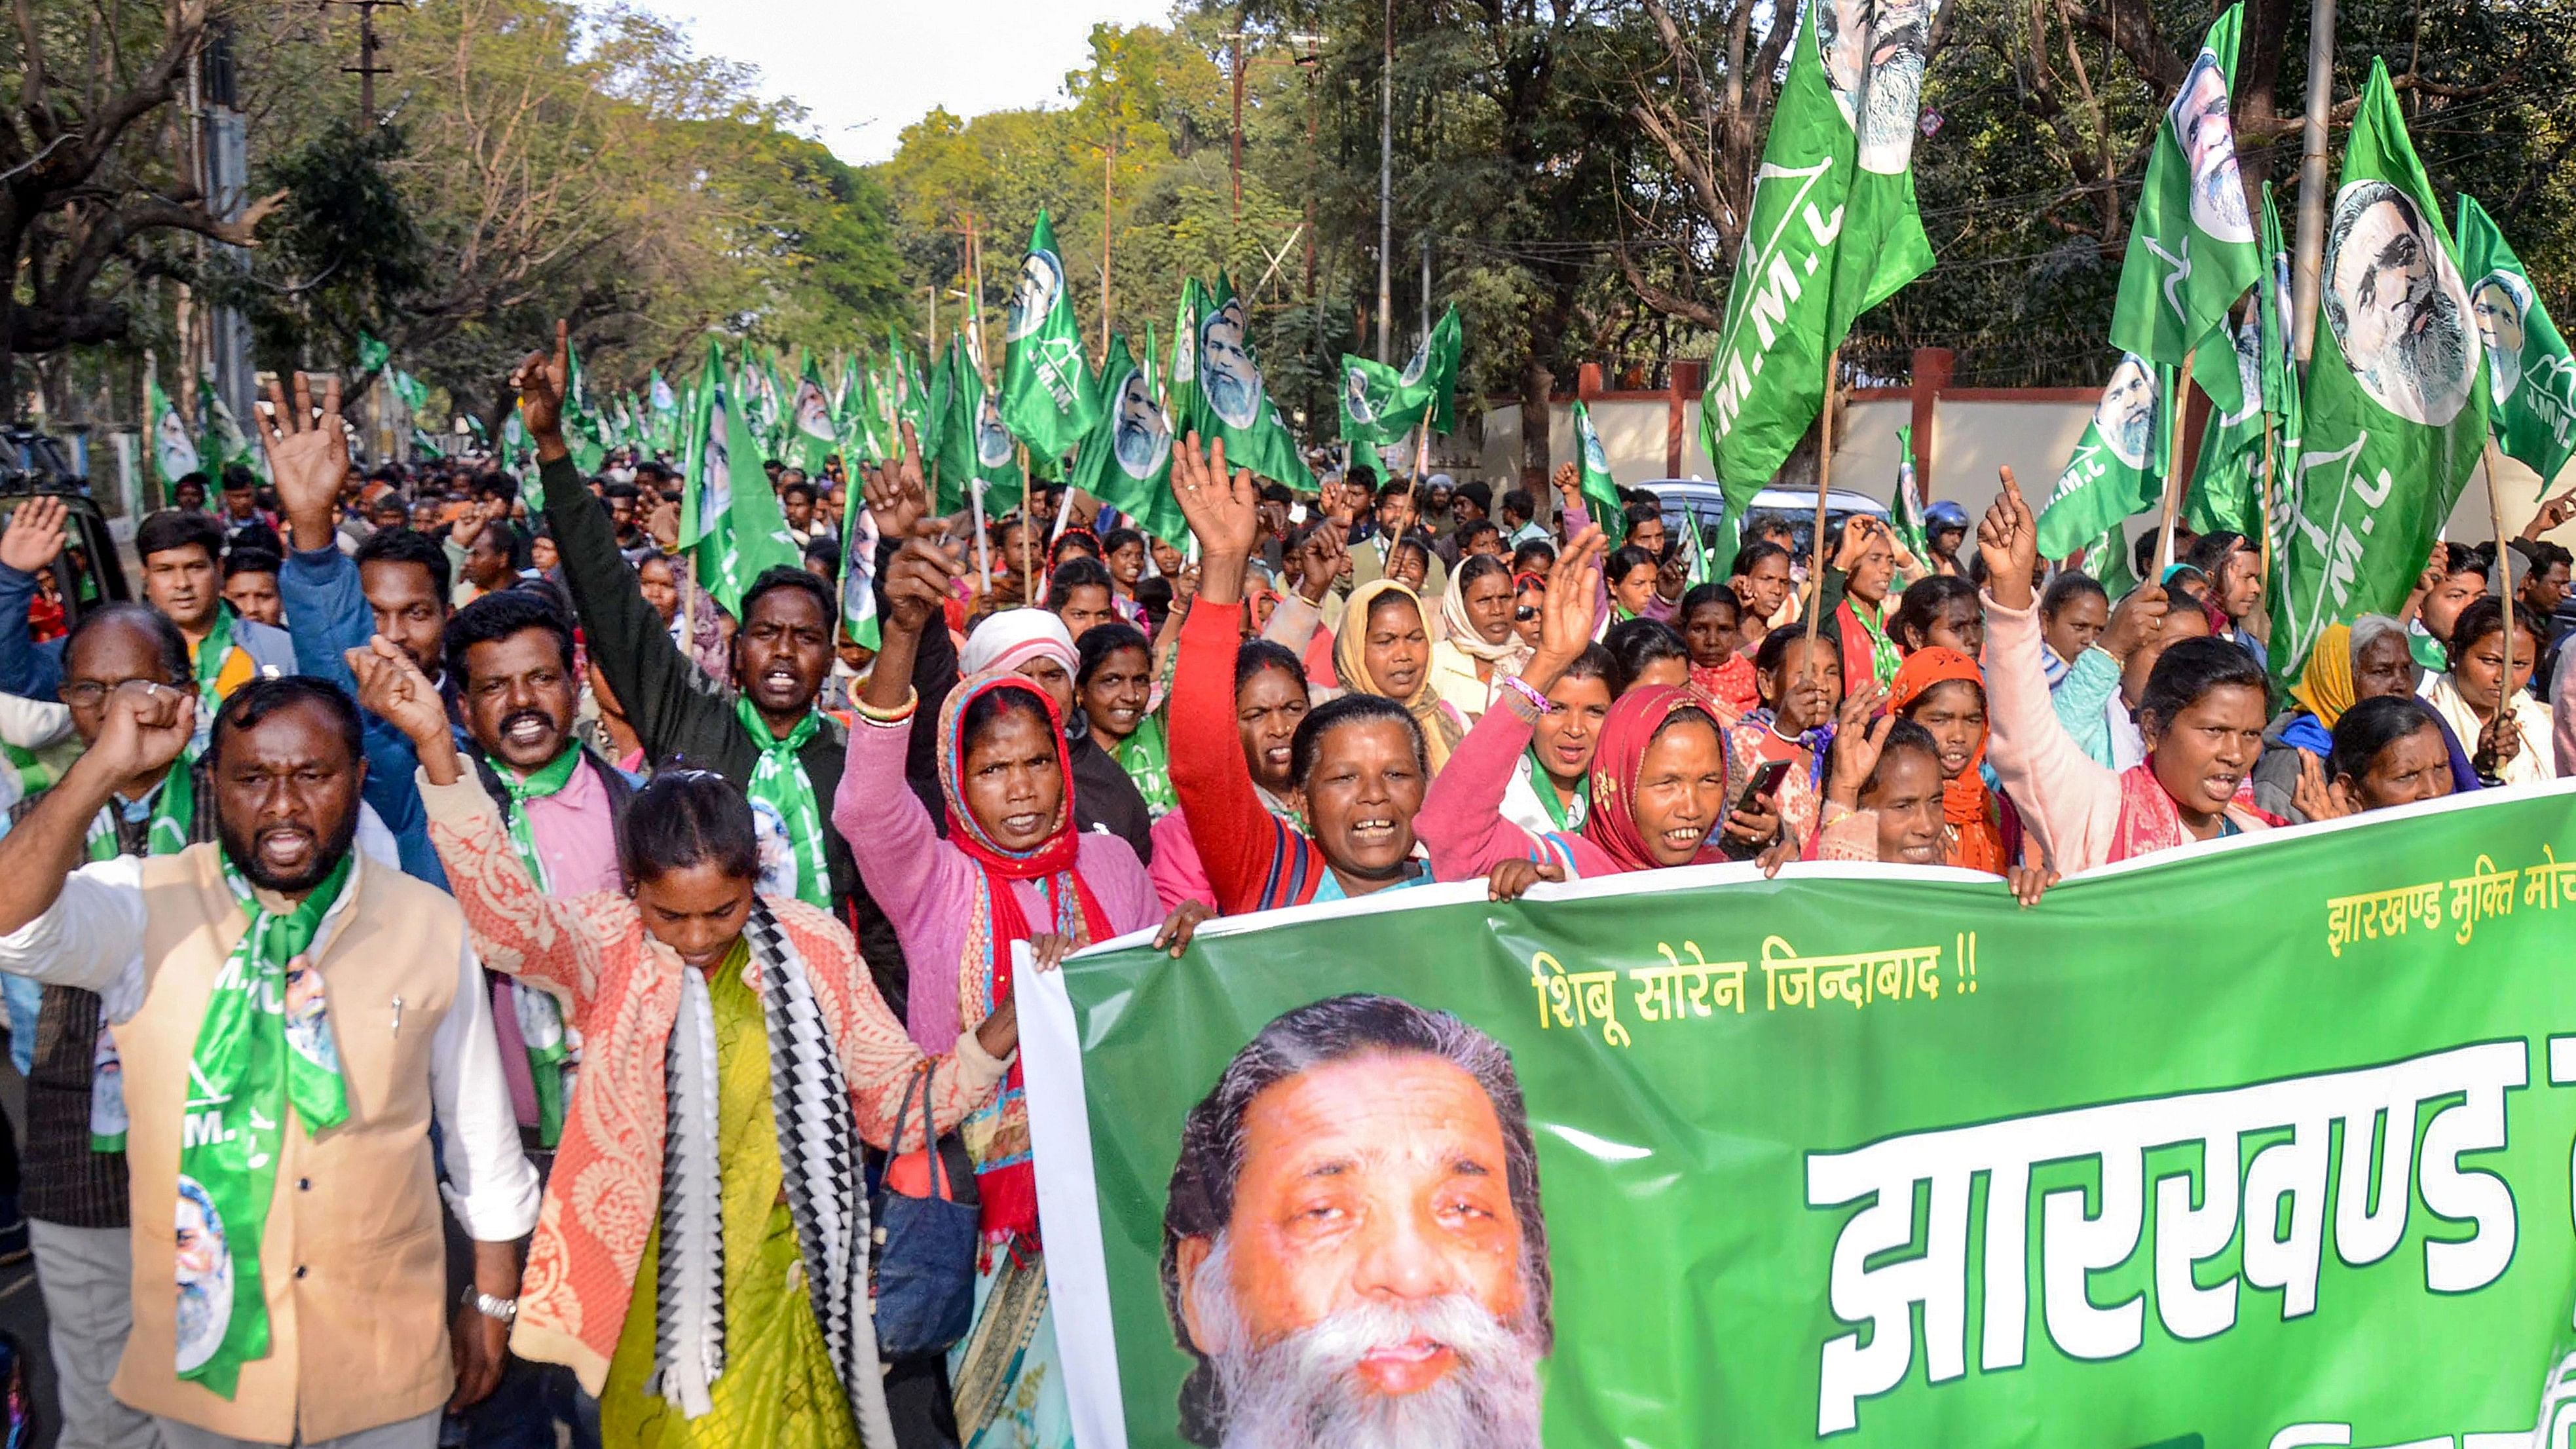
[1031,783,2576,1448]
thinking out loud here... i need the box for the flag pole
[1803,347,1843,647]
[2153,349,2196,575]
[2483,436,2517,710]
[1017,442,1034,595]
[2252,410,2278,645]
[969,474,992,593]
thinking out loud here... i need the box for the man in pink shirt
[439,590,636,1156]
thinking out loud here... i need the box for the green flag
[2271,59,2489,688]
[1182,274,1316,492]
[2185,314,2266,537]
[791,355,839,474]
[390,370,429,417]
[2081,521,2143,599]
[1168,279,1205,437]
[1336,304,1464,447]
[648,370,680,455]
[197,375,261,482]
[2455,193,2576,485]
[933,333,1021,516]
[999,210,1102,458]
[2108,4,2262,414]
[1702,0,1844,551]
[1887,424,1928,560]
[356,331,391,374]
[837,482,880,651]
[147,375,200,490]
[1073,332,1188,549]
[409,426,445,461]
[1819,0,1937,345]
[1571,400,1626,546]
[2035,354,2171,560]
[2256,181,2304,535]
[680,342,804,614]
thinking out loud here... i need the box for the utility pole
[320,0,404,125]
[1377,0,1393,364]
[196,21,252,448]
[2290,0,2335,362]
[1230,31,1246,218]
[1419,235,1430,344]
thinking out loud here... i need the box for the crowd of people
[0,328,2564,1449]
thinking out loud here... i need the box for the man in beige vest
[0,673,538,1448]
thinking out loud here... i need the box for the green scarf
[177,851,356,1399]
[84,764,196,1153]
[1105,713,1176,817]
[734,697,827,909]
[1848,596,1902,687]
[1520,745,1590,833]
[497,749,582,1148]
[189,606,238,745]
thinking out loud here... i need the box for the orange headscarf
[1888,647,2008,875]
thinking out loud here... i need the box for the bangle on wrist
[464,1289,517,1324]
[853,688,920,726]
[1495,675,1550,718]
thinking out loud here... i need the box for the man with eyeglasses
[0,502,298,742]
[2,606,401,1449]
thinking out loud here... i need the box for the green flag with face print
[999,210,1102,459]
[2271,59,2489,689]
[2455,193,2576,486]
[2035,354,2173,560]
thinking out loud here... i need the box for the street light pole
[1377,0,1393,364]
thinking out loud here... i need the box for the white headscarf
[1437,557,1531,666]
[960,607,1078,678]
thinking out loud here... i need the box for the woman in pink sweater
[1977,471,2286,873]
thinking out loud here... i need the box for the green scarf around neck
[496,747,583,1147]
[176,850,357,1399]
[734,696,827,909]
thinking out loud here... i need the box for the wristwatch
[466,1289,519,1325]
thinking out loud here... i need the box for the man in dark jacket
[512,329,908,1007]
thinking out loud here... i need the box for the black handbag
[870,1066,981,1357]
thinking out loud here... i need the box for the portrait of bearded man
[2323,178,2478,427]
[1162,994,1553,1449]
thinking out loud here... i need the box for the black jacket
[540,455,909,1011]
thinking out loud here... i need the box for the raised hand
[508,320,572,452]
[1170,432,1260,561]
[1290,521,1348,605]
[2291,751,2349,823]
[1828,713,1897,804]
[1523,527,1606,690]
[1551,461,1580,503]
[0,496,67,576]
[2522,487,2576,539]
[1837,678,1887,738]
[348,635,454,754]
[880,528,963,639]
[859,421,931,544]
[1977,467,2040,611]
[645,499,680,553]
[86,679,194,783]
[2098,582,2171,661]
[261,372,349,546]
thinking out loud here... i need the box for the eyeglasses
[60,678,184,710]
[1514,606,1540,622]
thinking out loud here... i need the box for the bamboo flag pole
[1803,348,1844,648]
[2252,409,2278,645]
[2482,436,2518,728]
[2153,350,2196,576]
[1018,442,1034,592]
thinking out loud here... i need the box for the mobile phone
[1734,758,1792,816]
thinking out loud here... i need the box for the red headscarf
[934,671,1110,1245]
[1888,647,2009,875]
[1580,684,1732,873]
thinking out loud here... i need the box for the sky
[622,0,1180,165]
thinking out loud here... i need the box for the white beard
[1193,1238,1546,1449]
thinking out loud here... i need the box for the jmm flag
[791,355,839,475]
[1337,303,1463,446]
[2108,3,2262,413]
[1176,274,1315,492]
[2455,192,2576,485]
[2035,354,2169,561]
[147,375,200,491]
[999,210,1102,459]
[1571,401,1626,546]
[2271,58,2488,688]
[1702,0,1935,571]
[1888,424,1928,560]
[679,341,803,615]
[1073,332,1187,549]
[2186,314,2268,538]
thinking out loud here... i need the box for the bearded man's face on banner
[1166,1001,1552,1449]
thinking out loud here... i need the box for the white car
[1635,478,1888,559]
